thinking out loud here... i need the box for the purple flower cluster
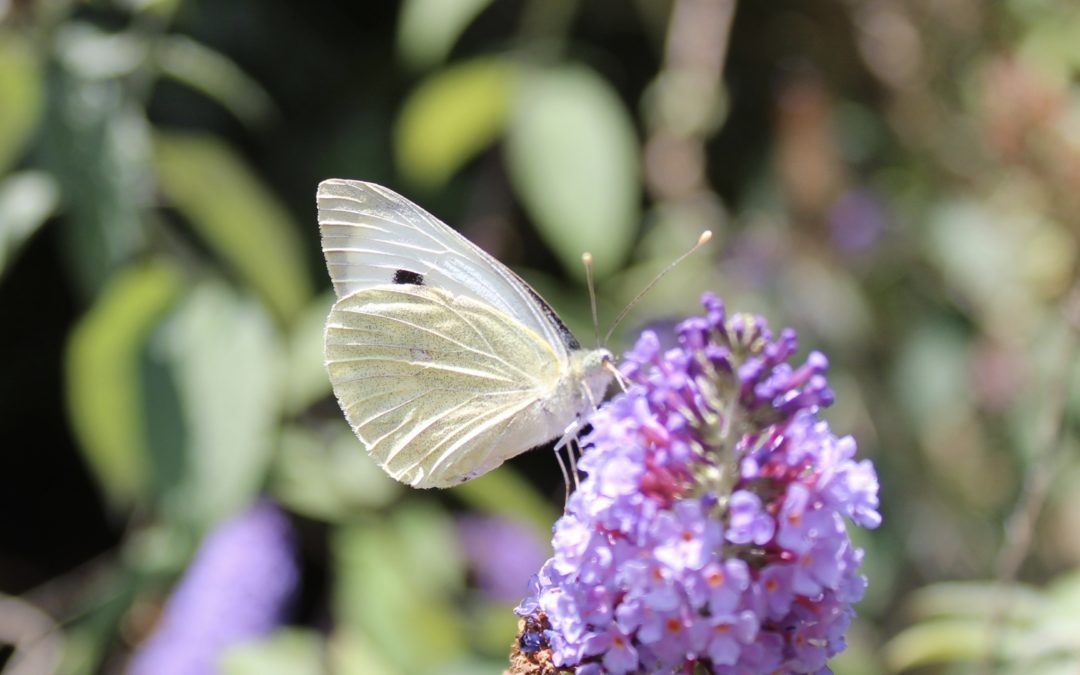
[515,294,880,674]
[127,501,298,675]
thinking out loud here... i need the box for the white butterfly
[318,179,614,488]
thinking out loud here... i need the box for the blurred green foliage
[5,0,1080,673]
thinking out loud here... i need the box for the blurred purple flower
[458,515,550,603]
[828,189,886,256]
[127,501,297,675]
[515,294,880,673]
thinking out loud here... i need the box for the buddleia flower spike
[511,294,880,674]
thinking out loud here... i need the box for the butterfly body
[319,180,612,488]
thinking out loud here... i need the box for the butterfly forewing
[325,285,564,488]
[318,179,575,358]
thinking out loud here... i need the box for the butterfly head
[572,348,616,410]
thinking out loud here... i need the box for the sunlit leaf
[116,0,182,15]
[334,517,467,673]
[450,466,558,537]
[882,618,992,671]
[471,602,521,659]
[505,65,640,280]
[905,581,1045,621]
[0,171,59,280]
[394,503,465,597]
[395,58,515,188]
[435,660,506,675]
[221,628,324,675]
[329,631,399,675]
[66,260,182,507]
[0,33,43,173]
[272,422,401,521]
[156,281,284,527]
[152,132,312,322]
[154,35,279,128]
[54,22,147,80]
[396,0,493,71]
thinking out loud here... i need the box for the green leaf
[152,132,312,322]
[272,422,401,521]
[905,581,1045,622]
[396,0,494,71]
[156,281,284,527]
[505,65,641,280]
[882,618,992,671]
[334,517,467,673]
[65,260,183,507]
[395,58,515,188]
[0,33,43,173]
[450,466,558,537]
[39,72,146,296]
[393,503,465,597]
[220,628,324,675]
[0,171,59,279]
[153,35,279,128]
[283,291,334,416]
[329,631,399,675]
[54,22,147,80]
[891,321,971,430]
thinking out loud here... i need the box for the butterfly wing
[325,284,567,488]
[317,179,581,357]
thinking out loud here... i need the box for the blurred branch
[983,285,1080,671]
[642,0,733,221]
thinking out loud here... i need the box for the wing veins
[329,358,520,385]
[426,398,534,475]
[329,312,530,382]
[380,395,481,465]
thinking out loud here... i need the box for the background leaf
[334,508,467,674]
[152,132,312,323]
[221,628,324,675]
[395,58,515,188]
[505,65,641,280]
[272,422,401,520]
[153,35,279,128]
[282,292,335,416]
[39,73,148,296]
[396,0,494,71]
[0,33,43,173]
[155,281,284,527]
[0,171,59,279]
[65,260,182,507]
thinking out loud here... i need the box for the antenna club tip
[582,252,593,264]
[698,230,713,245]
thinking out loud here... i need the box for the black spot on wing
[393,269,425,285]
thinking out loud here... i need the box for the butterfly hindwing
[325,284,565,487]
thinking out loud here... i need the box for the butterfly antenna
[603,230,713,346]
[582,252,601,347]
